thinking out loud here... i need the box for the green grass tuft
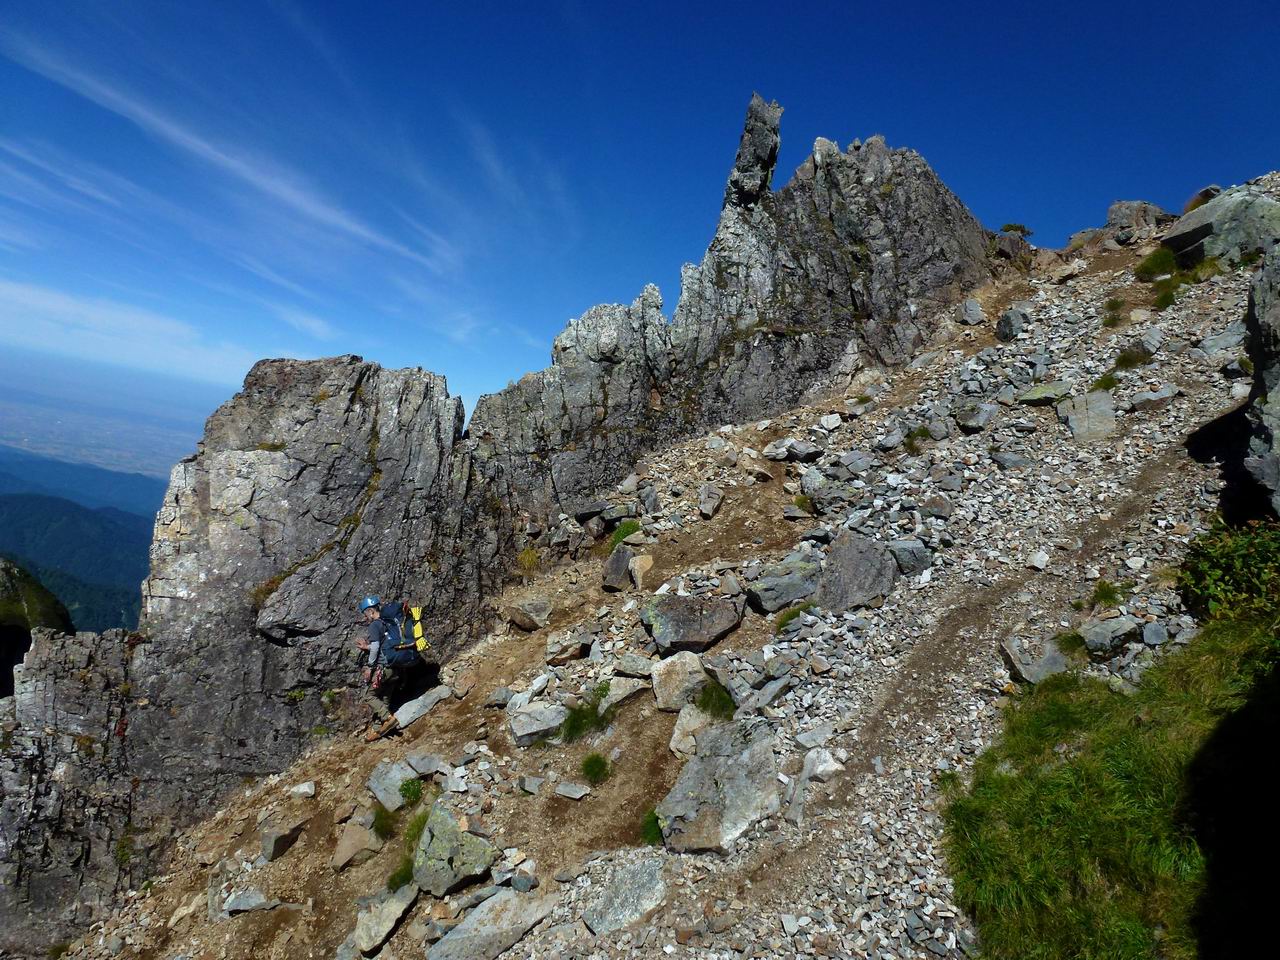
[581,752,610,785]
[1113,346,1149,371]
[775,601,815,634]
[609,519,641,549]
[792,493,816,515]
[1134,247,1177,281]
[1001,222,1032,237]
[561,682,612,743]
[387,854,414,891]
[1089,578,1124,607]
[1091,372,1119,392]
[517,546,540,574]
[696,679,737,720]
[371,801,397,841]
[640,809,664,845]
[403,807,430,849]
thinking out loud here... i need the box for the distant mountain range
[0,445,168,516]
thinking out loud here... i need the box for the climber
[354,595,403,742]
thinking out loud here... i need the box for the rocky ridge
[2,95,995,954]
[26,172,1280,960]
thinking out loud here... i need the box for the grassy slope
[944,522,1279,960]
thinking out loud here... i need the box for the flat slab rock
[639,593,745,654]
[394,685,452,728]
[353,883,418,954]
[427,889,558,960]
[583,857,666,935]
[656,719,780,853]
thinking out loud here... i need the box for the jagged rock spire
[723,93,782,209]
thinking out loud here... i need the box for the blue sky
[1,1,1277,463]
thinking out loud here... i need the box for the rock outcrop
[0,93,994,954]
[1245,246,1280,514]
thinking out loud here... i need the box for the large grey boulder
[656,720,780,853]
[427,889,557,960]
[1245,247,1280,515]
[995,305,1028,341]
[639,594,745,654]
[504,598,552,631]
[1057,391,1116,442]
[746,553,820,612]
[1163,185,1280,266]
[583,857,666,935]
[816,532,897,612]
[957,297,986,326]
[412,803,498,897]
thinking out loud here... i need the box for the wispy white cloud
[233,255,320,301]
[0,277,262,385]
[1,35,443,271]
[271,303,338,340]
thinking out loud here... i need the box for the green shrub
[386,854,414,891]
[640,809,664,845]
[1000,223,1032,237]
[284,688,305,704]
[855,394,873,405]
[1179,519,1280,619]
[792,494,816,515]
[696,680,737,720]
[1240,248,1263,267]
[113,835,134,867]
[309,725,331,737]
[609,519,641,549]
[399,778,423,806]
[561,682,612,743]
[581,752,610,786]
[1134,247,1177,280]
[1104,297,1125,313]
[1153,286,1178,310]
[1091,372,1118,392]
[1188,256,1223,282]
[371,802,397,841]
[46,944,71,959]
[775,601,815,634]
[1239,354,1254,375]
[256,440,286,452]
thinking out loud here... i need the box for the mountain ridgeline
[2,94,997,952]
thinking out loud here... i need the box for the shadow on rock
[1184,405,1273,523]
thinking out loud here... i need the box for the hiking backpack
[378,600,429,666]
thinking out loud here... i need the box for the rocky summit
[2,93,1279,960]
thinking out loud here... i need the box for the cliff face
[0,95,993,954]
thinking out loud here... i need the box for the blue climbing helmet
[358,595,381,613]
